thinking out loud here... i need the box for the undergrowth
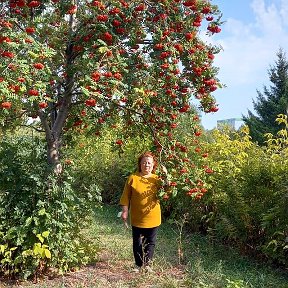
[2,205,287,288]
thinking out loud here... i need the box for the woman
[119,151,161,272]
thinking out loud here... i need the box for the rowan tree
[0,0,222,197]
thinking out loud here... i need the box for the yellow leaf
[0,245,6,254]
[27,51,38,58]
[98,47,108,53]
[44,249,51,259]
[33,243,42,255]
[42,231,50,238]
[37,234,44,243]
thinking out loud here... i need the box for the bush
[197,121,288,267]
[167,117,287,267]
[0,135,99,279]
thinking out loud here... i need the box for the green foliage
[156,113,218,227]
[62,113,288,268]
[183,116,288,267]
[0,135,99,279]
[64,127,152,204]
[89,205,288,288]
[161,114,287,267]
[260,114,288,266]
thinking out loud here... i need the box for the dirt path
[0,206,187,288]
[1,250,186,288]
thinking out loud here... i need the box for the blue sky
[201,0,288,129]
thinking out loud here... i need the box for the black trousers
[132,226,158,267]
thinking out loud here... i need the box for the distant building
[217,118,243,129]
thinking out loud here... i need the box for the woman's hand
[121,210,128,221]
[121,206,129,229]
[121,206,128,221]
[160,165,170,187]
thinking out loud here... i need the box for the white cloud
[280,0,288,26]
[201,0,288,129]
[251,0,284,35]
[214,0,288,86]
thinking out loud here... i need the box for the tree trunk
[38,76,74,175]
[38,110,63,175]
[39,9,76,174]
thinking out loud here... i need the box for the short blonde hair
[137,151,158,173]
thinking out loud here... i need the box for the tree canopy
[0,0,222,190]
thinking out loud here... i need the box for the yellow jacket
[120,172,161,228]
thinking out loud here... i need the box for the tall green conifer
[243,49,288,144]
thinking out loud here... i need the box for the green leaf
[38,208,46,216]
[81,86,90,96]
[133,87,145,95]
[181,185,191,192]
[25,217,33,226]
[27,51,39,58]
[96,39,108,46]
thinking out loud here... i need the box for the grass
[2,205,287,288]
[90,205,288,288]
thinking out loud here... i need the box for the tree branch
[104,94,163,149]
[38,110,52,144]
[20,124,44,133]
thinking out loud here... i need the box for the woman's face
[140,156,154,175]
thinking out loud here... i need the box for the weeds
[1,205,287,287]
